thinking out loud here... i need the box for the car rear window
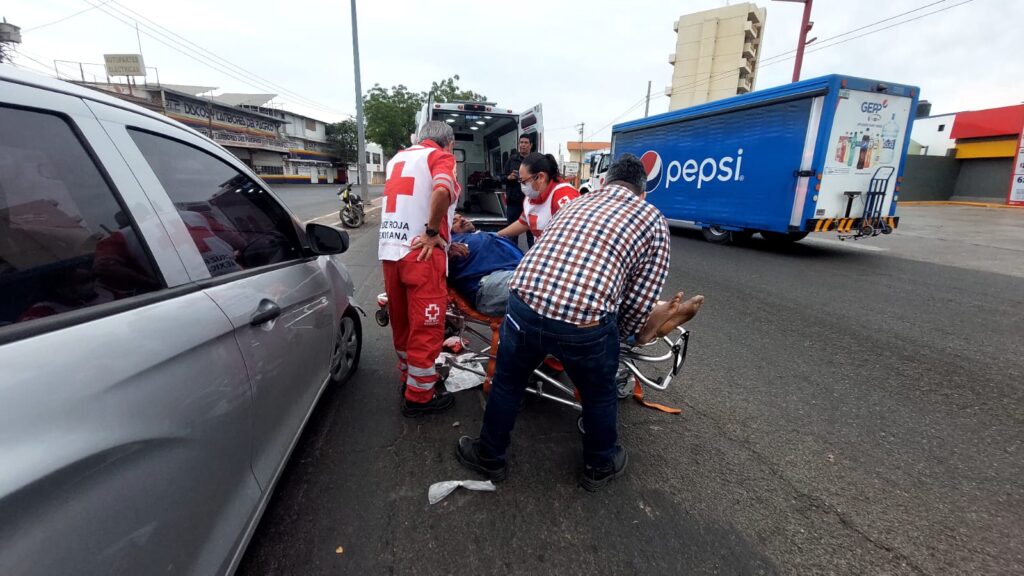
[0,106,162,328]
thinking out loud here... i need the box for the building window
[938,124,945,132]
[305,119,316,132]
[254,165,284,175]
[372,153,381,165]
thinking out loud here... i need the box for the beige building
[667,3,767,110]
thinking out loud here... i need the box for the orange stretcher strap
[632,378,682,414]
[447,289,502,393]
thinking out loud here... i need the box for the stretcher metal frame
[374,290,691,415]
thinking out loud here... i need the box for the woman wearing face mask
[497,152,580,244]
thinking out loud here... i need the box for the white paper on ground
[428,480,496,504]
[439,352,484,393]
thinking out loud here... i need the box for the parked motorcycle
[337,183,364,228]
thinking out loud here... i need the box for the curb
[900,201,1024,210]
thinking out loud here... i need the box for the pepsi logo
[640,150,662,193]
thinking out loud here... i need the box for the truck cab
[580,149,611,195]
[415,100,543,220]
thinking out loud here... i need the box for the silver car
[0,66,362,575]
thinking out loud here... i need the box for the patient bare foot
[656,294,703,337]
[637,292,685,344]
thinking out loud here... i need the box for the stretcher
[374,289,692,429]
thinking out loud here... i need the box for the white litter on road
[439,352,485,393]
[428,480,496,504]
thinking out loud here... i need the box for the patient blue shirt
[449,232,523,304]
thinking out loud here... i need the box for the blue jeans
[479,292,621,468]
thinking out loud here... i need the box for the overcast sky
[7,0,1020,156]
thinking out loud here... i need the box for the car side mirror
[306,223,349,255]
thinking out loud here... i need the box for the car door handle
[250,299,282,326]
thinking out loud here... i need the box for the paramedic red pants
[382,249,448,403]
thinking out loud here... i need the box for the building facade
[910,113,958,157]
[667,3,767,111]
[566,141,611,181]
[949,104,1024,205]
[76,81,384,185]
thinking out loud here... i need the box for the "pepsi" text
[665,149,745,190]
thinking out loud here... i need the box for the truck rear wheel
[701,226,732,244]
[761,231,809,243]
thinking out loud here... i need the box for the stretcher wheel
[374,308,389,327]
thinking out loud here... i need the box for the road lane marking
[305,211,340,224]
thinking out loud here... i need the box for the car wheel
[330,309,362,384]
[701,225,732,244]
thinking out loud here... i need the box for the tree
[362,83,423,158]
[325,119,358,165]
[427,75,487,104]
[361,75,486,158]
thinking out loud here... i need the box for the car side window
[0,106,162,328]
[128,129,304,277]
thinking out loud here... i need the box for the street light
[773,0,815,82]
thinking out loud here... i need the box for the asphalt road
[270,183,385,224]
[242,193,1024,575]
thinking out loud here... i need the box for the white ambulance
[415,99,543,219]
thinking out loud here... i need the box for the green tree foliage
[428,74,487,104]
[325,119,358,164]
[363,84,423,158]
[361,76,486,158]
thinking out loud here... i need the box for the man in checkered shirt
[456,154,704,491]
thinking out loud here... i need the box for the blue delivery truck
[603,74,919,243]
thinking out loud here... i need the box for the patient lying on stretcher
[448,214,703,345]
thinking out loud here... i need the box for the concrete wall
[900,155,961,201]
[953,158,1013,201]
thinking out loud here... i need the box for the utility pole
[350,0,369,198]
[774,0,816,82]
[135,22,147,86]
[575,122,585,187]
[644,80,652,118]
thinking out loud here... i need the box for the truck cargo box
[611,74,919,243]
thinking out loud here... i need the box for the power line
[104,0,352,117]
[79,0,352,118]
[23,0,113,32]
[85,0,349,117]
[588,0,974,139]
[11,50,58,74]
[664,0,972,97]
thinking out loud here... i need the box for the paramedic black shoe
[401,388,455,418]
[455,436,508,482]
[580,446,628,492]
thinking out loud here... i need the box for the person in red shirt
[379,121,460,417]
[497,153,579,244]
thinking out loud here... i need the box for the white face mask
[522,180,541,199]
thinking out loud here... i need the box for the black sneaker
[401,388,455,418]
[579,446,628,492]
[455,436,508,482]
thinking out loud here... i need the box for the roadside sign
[563,161,580,177]
[1008,133,1024,206]
[103,54,145,76]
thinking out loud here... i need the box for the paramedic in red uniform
[379,121,460,417]
[496,153,579,243]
